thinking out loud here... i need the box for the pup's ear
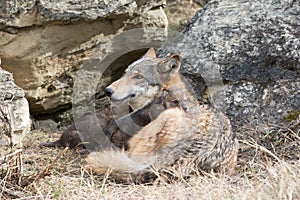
[158,54,181,74]
[144,48,156,58]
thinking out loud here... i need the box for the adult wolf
[86,48,238,181]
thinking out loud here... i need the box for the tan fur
[86,48,238,181]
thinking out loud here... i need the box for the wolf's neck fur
[163,74,199,113]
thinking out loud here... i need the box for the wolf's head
[105,48,181,110]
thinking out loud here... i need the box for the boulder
[0,64,31,146]
[162,0,299,130]
[0,0,168,114]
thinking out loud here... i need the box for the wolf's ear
[144,48,156,58]
[158,54,181,74]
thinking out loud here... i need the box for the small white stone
[262,89,268,100]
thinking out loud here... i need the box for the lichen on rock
[162,0,300,129]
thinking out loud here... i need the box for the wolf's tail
[85,150,153,176]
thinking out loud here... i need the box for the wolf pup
[39,107,113,149]
[106,89,180,150]
[86,48,238,181]
[40,90,178,150]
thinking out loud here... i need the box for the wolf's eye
[133,75,143,79]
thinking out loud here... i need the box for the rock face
[0,66,31,146]
[162,0,299,130]
[0,0,168,114]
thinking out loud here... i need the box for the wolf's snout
[105,87,114,97]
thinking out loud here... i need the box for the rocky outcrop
[162,0,299,130]
[0,0,168,114]
[2,0,298,133]
[0,65,31,146]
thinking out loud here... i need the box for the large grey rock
[0,0,168,114]
[162,0,300,130]
[0,65,31,146]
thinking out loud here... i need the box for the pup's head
[105,48,181,110]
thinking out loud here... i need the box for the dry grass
[165,0,202,31]
[1,125,299,199]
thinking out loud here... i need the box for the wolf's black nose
[105,87,114,97]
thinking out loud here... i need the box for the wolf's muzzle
[105,87,114,97]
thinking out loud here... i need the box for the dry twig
[21,147,69,187]
[239,140,282,163]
